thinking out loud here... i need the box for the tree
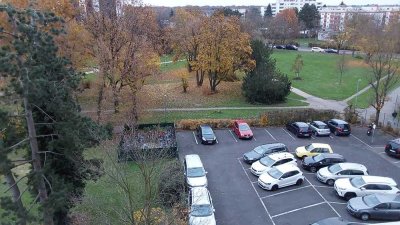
[291,54,304,80]
[298,4,320,37]
[337,53,347,85]
[266,8,299,44]
[177,69,189,93]
[0,5,108,224]
[219,7,242,17]
[242,40,291,104]
[193,12,255,92]
[265,4,273,18]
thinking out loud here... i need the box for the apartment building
[270,0,323,15]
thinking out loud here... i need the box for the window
[376,184,392,190]
[322,148,329,153]
[339,170,351,175]
[364,184,378,190]
[351,170,365,175]
[375,203,389,209]
[390,203,400,209]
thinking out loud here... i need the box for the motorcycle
[367,123,375,136]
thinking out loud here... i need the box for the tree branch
[26,193,40,214]
[6,138,30,150]
[42,175,52,192]
[4,175,28,194]
[38,151,64,156]
[31,104,56,122]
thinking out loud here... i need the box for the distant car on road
[325,119,351,136]
[285,44,298,50]
[347,194,400,221]
[385,138,400,158]
[309,121,331,136]
[250,152,296,176]
[243,143,288,164]
[258,164,304,191]
[286,122,313,138]
[232,120,253,139]
[197,125,216,145]
[301,153,345,172]
[311,47,324,52]
[325,48,338,54]
[295,143,333,158]
[274,45,285,49]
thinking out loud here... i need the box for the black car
[196,125,216,144]
[310,217,364,225]
[286,122,313,138]
[243,143,288,164]
[325,119,351,136]
[274,45,285,49]
[285,44,298,50]
[385,138,400,158]
[324,48,338,54]
[302,153,345,172]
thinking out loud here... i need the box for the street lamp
[355,79,361,109]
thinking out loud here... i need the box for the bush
[354,55,363,59]
[158,160,186,207]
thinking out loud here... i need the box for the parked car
[232,120,253,139]
[196,124,217,145]
[325,48,338,54]
[309,121,331,136]
[184,154,208,188]
[347,194,400,221]
[295,143,333,158]
[385,138,400,158]
[243,143,288,164]
[250,152,296,176]
[325,119,351,136]
[311,47,324,53]
[310,217,364,225]
[317,162,368,186]
[334,176,399,200]
[258,164,304,191]
[285,44,298,50]
[302,153,345,172]
[274,45,285,49]
[188,187,216,225]
[286,122,313,138]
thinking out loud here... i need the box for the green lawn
[295,38,325,48]
[160,55,188,72]
[348,82,400,109]
[273,50,371,100]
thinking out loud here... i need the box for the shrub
[159,160,186,207]
[354,55,363,59]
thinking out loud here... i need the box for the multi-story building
[320,4,400,32]
[270,0,323,16]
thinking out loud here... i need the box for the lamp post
[355,79,361,108]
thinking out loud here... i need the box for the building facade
[320,4,400,32]
[270,0,322,15]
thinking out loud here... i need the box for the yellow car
[295,143,333,158]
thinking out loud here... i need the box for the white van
[184,154,208,188]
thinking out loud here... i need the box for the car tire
[327,179,335,186]
[334,130,339,136]
[271,185,278,191]
[345,192,356,200]
[310,167,317,173]
[296,179,303,185]
[360,213,370,221]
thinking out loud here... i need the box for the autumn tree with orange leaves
[193,12,255,93]
[266,8,299,44]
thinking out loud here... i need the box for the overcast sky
[143,0,400,7]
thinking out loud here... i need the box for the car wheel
[271,185,278,191]
[314,131,318,137]
[334,130,339,136]
[310,167,317,173]
[327,179,335,186]
[345,192,356,200]
[296,179,303,185]
[360,213,370,221]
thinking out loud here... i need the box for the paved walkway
[290,87,347,112]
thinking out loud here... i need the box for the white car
[334,176,399,200]
[311,47,324,52]
[309,121,331,136]
[258,164,304,191]
[184,154,208,188]
[250,152,296,176]
[317,163,368,186]
[188,187,216,225]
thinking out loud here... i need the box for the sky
[142,0,400,7]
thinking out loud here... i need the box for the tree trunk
[196,70,205,87]
[96,74,106,123]
[131,93,139,126]
[4,170,27,225]
[375,109,381,125]
[111,84,120,114]
[23,98,53,225]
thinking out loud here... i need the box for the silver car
[347,194,400,221]
[317,163,368,186]
[309,121,331,136]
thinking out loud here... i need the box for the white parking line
[329,135,334,139]
[282,128,296,140]
[260,185,312,199]
[305,177,341,217]
[313,185,334,189]
[216,139,219,144]
[192,131,198,145]
[253,136,257,141]
[271,202,325,218]
[311,136,315,140]
[265,129,277,141]
[328,201,347,205]
[350,134,372,148]
[228,130,238,142]
[393,160,400,164]
[238,159,276,225]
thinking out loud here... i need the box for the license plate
[304,134,309,136]
[343,130,348,132]
[208,141,213,143]
[390,149,395,152]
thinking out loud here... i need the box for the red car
[233,120,253,139]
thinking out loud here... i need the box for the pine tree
[298,3,321,30]
[242,40,291,104]
[265,4,273,17]
[0,5,109,224]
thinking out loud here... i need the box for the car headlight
[265,183,271,185]
[213,136,216,140]
[202,137,206,141]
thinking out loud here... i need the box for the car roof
[200,125,213,132]
[294,122,309,127]
[309,143,331,148]
[312,121,327,125]
[330,119,348,124]
[360,176,397,186]
[275,163,300,173]
[374,194,400,203]
[185,154,203,167]
[268,152,294,160]
[260,143,286,149]
[191,187,211,205]
[389,138,400,145]
[336,162,367,170]
[318,153,344,159]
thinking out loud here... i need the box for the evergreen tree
[0,5,109,224]
[242,40,291,104]
[265,4,273,17]
[298,3,321,30]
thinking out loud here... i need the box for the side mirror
[184,172,186,176]
[213,208,216,212]
[205,171,208,174]
[360,187,365,190]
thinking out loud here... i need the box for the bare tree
[337,53,347,85]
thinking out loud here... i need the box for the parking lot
[177,126,400,225]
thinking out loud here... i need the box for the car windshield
[312,154,324,162]
[191,204,213,217]
[318,125,328,129]
[254,146,266,154]
[187,167,205,178]
[362,195,381,207]
[299,126,309,132]
[239,124,250,131]
[328,164,342,173]
[350,177,366,188]
[260,156,275,167]
[267,168,283,179]
[305,144,315,151]
[202,127,213,135]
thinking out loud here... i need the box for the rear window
[317,125,328,129]
[338,124,350,129]
[299,127,309,132]
[389,141,400,149]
